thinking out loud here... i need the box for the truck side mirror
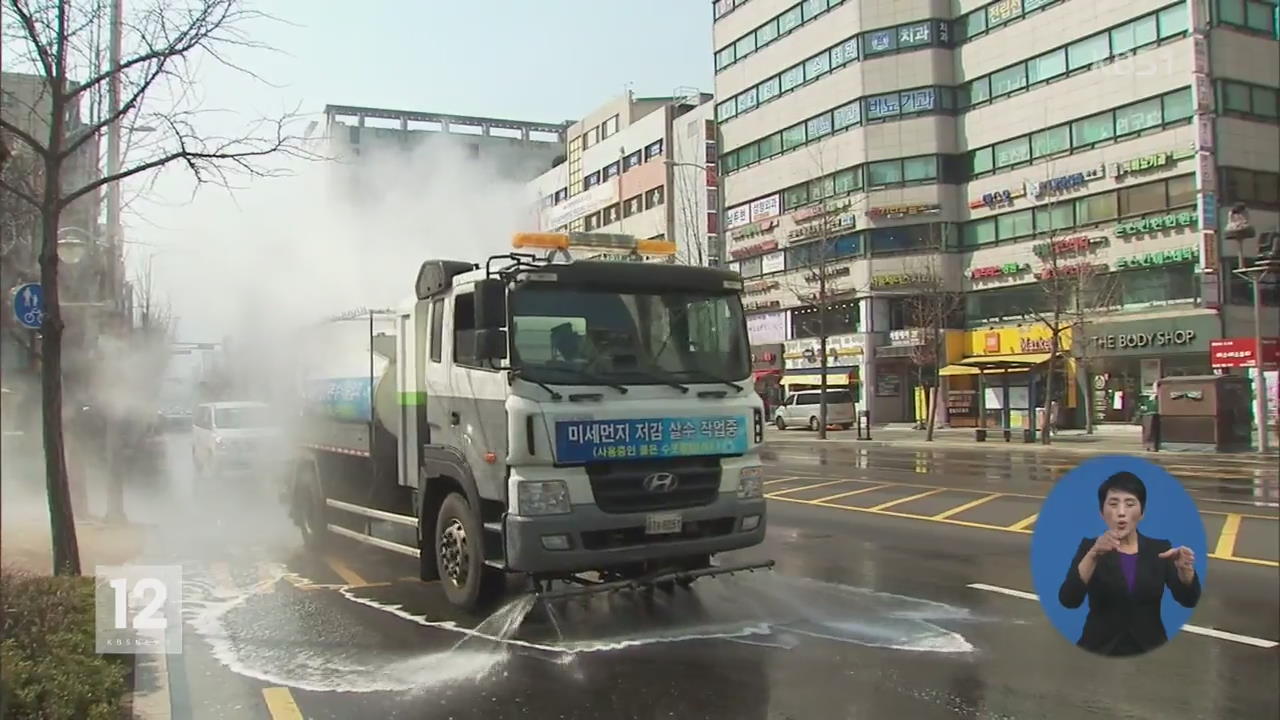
[474,279,506,330]
[473,328,508,364]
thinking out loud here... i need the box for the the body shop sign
[1086,315,1217,357]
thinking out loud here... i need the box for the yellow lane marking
[1008,513,1039,531]
[323,553,368,586]
[262,687,304,720]
[764,476,802,485]
[771,474,1279,520]
[868,488,947,511]
[771,495,1279,567]
[767,478,860,496]
[813,483,892,503]
[933,493,1004,520]
[1214,514,1243,559]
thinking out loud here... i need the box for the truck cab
[293,233,769,609]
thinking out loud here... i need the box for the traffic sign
[12,283,44,330]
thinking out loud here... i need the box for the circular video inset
[1029,455,1207,657]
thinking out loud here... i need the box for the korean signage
[1087,315,1217,357]
[871,271,932,289]
[744,298,782,312]
[968,324,1073,356]
[784,333,863,370]
[866,203,941,220]
[730,218,779,243]
[970,263,1031,280]
[792,199,853,223]
[1210,338,1280,370]
[747,311,788,345]
[804,265,851,284]
[554,416,749,463]
[1033,235,1108,258]
[725,204,750,229]
[750,195,781,221]
[889,328,934,347]
[969,185,1026,210]
[1035,262,1107,280]
[787,213,856,241]
[988,0,1022,25]
[1113,211,1197,237]
[761,252,785,274]
[543,182,618,230]
[1110,148,1194,179]
[744,280,779,295]
[729,238,779,260]
[1027,164,1106,201]
[1114,246,1199,270]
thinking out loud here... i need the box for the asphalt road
[120,432,1278,720]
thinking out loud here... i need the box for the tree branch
[0,118,51,158]
[7,0,58,86]
[0,175,42,208]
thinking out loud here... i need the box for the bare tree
[1024,211,1119,445]
[671,160,707,266]
[898,242,963,441]
[1,0,308,575]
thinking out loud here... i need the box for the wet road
[123,432,1278,720]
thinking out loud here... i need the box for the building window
[603,161,620,179]
[1034,204,1074,233]
[1118,264,1198,306]
[1031,125,1071,158]
[780,64,804,93]
[602,204,620,225]
[645,186,665,209]
[1067,33,1110,71]
[962,219,997,247]
[1027,49,1066,84]
[624,151,642,170]
[584,171,601,188]
[994,137,1030,168]
[756,18,779,47]
[902,156,937,182]
[584,213,599,231]
[623,194,644,217]
[758,76,781,105]
[601,115,619,139]
[553,188,568,204]
[1166,174,1197,208]
[758,133,782,159]
[645,139,664,160]
[867,160,902,186]
[991,65,1027,97]
[1073,193,1119,224]
[996,210,1034,240]
[1071,111,1115,147]
[1115,97,1162,136]
[778,5,802,34]
[584,127,598,148]
[781,123,807,151]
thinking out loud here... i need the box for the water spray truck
[290,232,773,609]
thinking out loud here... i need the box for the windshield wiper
[631,367,690,394]
[688,374,745,393]
[511,370,562,401]
[530,365,628,394]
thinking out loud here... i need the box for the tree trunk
[39,205,82,576]
[1041,334,1057,446]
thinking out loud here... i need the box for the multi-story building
[529,91,720,265]
[713,0,1279,428]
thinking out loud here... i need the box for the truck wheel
[296,468,329,551]
[435,493,501,611]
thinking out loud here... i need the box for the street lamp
[56,226,94,265]
[1232,235,1278,453]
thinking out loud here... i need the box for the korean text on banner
[554,416,749,463]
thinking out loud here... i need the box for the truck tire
[435,492,502,610]
[296,466,329,551]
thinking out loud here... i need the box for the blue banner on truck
[303,377,373,422]
[554,416,749,463]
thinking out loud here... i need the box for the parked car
[774,389,856,431]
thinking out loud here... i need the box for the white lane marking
[966,583,1279,649]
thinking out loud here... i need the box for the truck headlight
[738,465,764,499]
[517,480,571,516]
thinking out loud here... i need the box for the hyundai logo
[642,472,679,493]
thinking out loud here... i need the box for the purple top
[1118,552,1139,593]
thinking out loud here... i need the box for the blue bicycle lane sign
[12,282,44,330]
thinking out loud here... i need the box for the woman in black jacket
[1058,471,1201,657]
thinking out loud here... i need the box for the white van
[191,401,283,481]
[774,390,856,431]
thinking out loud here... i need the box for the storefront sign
[784,334,863,370]
[725,204,750,229]
[729,238,779,260]
[871,271,932,288]
[804,265,852,284]
[969,324,1073,356]
[1114,246,1199,270]
[1027,164,1106,200]
[744,280,779,295]
[1035,262,1107,280]
[1021,337,1054,353]
[1087,315,1218,357]
[761,252,786,274]
[1210,337,1280,370]
[889,328,934,346]
[792,199,853,223]
[787,213,856,240]
[969,186,1026,210]
[729,218,779,242]
[1114,211,1197,237]
[751,343,784,370]
[1032,235,1108,258]
[866,203,941,220]
[970,263,1031,280]
[744,299,782,312]
[543,182,618,229]
[749,195,781,221]
[1110,148,1195,179]
[747,313,788,345]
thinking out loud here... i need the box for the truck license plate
[645,512,683,535]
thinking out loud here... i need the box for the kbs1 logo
[94,565,183,654]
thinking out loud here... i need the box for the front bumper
[505,493,767,574]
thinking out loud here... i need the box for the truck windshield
[509,285,749,386]
[214,406,274,429]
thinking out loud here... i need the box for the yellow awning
[782,372,851,387]
[958,353,1052,368]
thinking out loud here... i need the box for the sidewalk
[766,424,1280,461]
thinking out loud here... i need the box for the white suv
[191,401,282,482]
[774,390,856,431]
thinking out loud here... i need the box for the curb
[764,434,1279,460]
[131,649,171,719]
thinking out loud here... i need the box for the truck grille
[585,457,722,514]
